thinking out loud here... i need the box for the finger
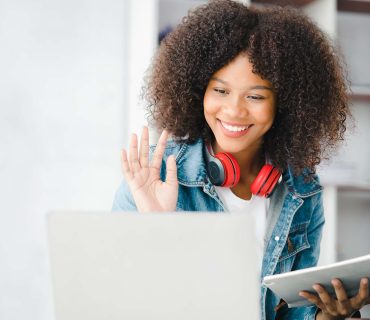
[151,130,169,170]
[121,149,133,180]
[331,278,351,315]
[351,278,369,310]
[165,155,178,186]
[299,291,325,310]
[332,279,348,302]
[313,284,337,314]
[139,126,149,168]
[359,278,369,301]
[129,133,141,172]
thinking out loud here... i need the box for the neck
[212,141,265,185]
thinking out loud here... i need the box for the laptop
[47,211,260,320]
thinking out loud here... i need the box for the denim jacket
[112,138,325,320]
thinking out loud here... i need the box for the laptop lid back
[48,212,260,320]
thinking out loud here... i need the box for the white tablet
[262,254,370,307]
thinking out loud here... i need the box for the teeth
[221,121,250,132]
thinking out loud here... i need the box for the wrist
[315,310,344,320]
[315,309,361,320]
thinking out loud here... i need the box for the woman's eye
[247,95,265,100]
[214,88,227,95]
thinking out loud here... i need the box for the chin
[215,138,251,154]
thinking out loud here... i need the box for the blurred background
[0,0,369,319]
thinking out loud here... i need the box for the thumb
[165,155,178,186]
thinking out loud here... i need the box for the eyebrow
[210,76,273,91]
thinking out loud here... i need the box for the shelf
[337,184,370,196]
[251,0,370,13]
[338,0,370,14]
[251,0,315,6]
[350,85,370,102]
[338,185,370,193]
[322,181,370,199]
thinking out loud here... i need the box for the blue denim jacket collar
[172,140,208,186]
[170,138,322,198]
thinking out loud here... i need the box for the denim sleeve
[111,179,138,211]
[278,192,325,320]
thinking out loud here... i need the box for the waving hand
[121,126,178,213]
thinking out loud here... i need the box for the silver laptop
[48,211,260,320]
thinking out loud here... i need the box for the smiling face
[203,53,276,156]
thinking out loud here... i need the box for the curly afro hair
[144,0,351,176]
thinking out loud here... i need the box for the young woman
[112,1,369,319]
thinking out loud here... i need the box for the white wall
[303,0,336,38]
[127,0,158,136]
[0,1,126,319]
[334,102,370,182]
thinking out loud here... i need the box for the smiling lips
[218,120,253,138]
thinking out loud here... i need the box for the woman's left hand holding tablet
[299,277,370,319]
[121,126,179,213]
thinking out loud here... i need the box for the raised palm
[121,126,178,212]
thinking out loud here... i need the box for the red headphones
[205,145,281,198]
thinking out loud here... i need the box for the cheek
[203,93,219,117]
[254,105,276,125]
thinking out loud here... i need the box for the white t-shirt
[215,186,269,269]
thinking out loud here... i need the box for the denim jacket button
[274,236,280,241]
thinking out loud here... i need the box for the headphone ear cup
[207,157,226,186]
[215,152,240,188]
[250,164,281,197]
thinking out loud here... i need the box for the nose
[224,95,248,118]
